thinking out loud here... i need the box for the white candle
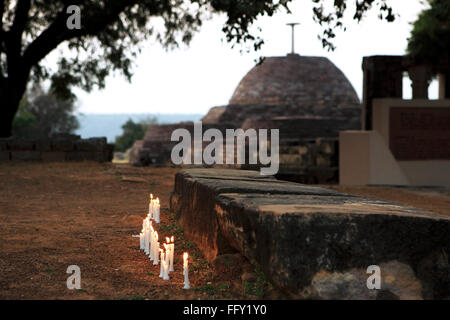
[169,236,174,272]
[139,231,144,250]
[159,249,165,278]
[162,244,170,280]
[144,219,149,255]
[155,198,160,223]
[183,252,190,289]
[149,194,153,219]
[163,260,170,280]
[149,226,154,260]
[153,233,159,265]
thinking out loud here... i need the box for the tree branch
[23,0,137,68]
[10,0,31,36]
[0,0,4,79]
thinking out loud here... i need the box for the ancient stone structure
[130,53,360,183]
[0,134,114,162]
[171,168,450,299]
[361,55,450,130]
[341,55,450,186]
[228,54,360,128]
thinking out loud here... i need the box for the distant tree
[12,84,79,139]
[407,0,450,61]
[114,117,157,152]
[0,0,396,137]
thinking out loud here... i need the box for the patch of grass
[244,281,264,297]
[194,283,216,296]
[217,283,230,291]
[77,288,87,293]
[190,258,208,272]
[193,282,230,298]
[159,223,177,233]
[179,239,196,251]
[243,264,272,297]
[44,266,55,275]
[146,271,156,276]
[131,295,144,300]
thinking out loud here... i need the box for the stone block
[0,139,9,151]
[41,152,66,162]
[65,151,90,161]
[35,140,52,152]
[75,138,106,151]
[279,153,302,163]
[11,151,41,161]
[7,139,35,151]
[171,168,450,299]
[0,151,10,161]
[315,154,332,167]
[51,139,74,152]
[316,138,339,155]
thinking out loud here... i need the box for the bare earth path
[0,162,251,300]
[1,162,449,299]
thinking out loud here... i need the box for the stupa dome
[228,53,360,121]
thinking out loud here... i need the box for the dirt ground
[0,162,264,300]
[0,161,449,300]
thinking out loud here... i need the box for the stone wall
[171,168,450,299]
[130,121,340,183]
[0,134,114,162]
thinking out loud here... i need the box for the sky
[54,1,435,115]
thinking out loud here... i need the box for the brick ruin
[129,53,361,183]
[0,134,114,163]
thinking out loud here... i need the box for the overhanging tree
[407,0,450,62]
[0,0,395,138]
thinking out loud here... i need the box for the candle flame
[183,252,188,261]
[150,193,153,199]
[166,237,170,243]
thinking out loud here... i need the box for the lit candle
[144,219,149,255]
[148,194,153,219]
[155,198,160,223]
[139,230,144,250]
[183,252,190,289]
[149,225,154,260]
[163,260,170,280]
[159,249,165,278]
[153,232,159,265]
[163,244,170,280]
[169,236,174,272]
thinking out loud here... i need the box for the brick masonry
[0,135,114,163]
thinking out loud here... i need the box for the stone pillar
[362,56,403,130]
[407,65,432,99]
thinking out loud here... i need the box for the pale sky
[52,1,434,115]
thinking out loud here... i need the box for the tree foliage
[114,117,157,152]
[407,0,450,62]
[12,84,79,139]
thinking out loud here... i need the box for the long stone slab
[170,169,346,262]
[170,168,450,299]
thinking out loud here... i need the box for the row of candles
[139,194,190,289]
